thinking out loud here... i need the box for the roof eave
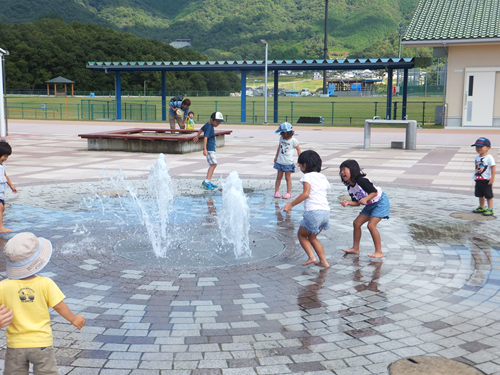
[403,37,500,48]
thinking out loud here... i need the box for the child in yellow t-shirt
[0,232,85,375]
[187,111,195,130]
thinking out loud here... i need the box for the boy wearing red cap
[0,232,85,375]
[471,137,495,216]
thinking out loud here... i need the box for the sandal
[274,192,280,198]
[283,193,291,199]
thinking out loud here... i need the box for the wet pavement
[0,121,499,375]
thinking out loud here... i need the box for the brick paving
[0,121,499,374]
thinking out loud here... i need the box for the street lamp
[260,39,268,124]
[396,26,408,96]
[0,48,9,137]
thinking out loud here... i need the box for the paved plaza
[0,120,500,374]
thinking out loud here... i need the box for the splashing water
[127,154,175,257]
[218,171,251,259]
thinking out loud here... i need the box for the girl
[339,159,390,258]
[274,122,301,199]
[282,150,330,268]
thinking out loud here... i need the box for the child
[169,97,191,129]
[472,137,495,216]
[0,232,85,375]
[193,111,224,190]
[187,111,195,130]
[274,122,301,199]
[0,141,17,233]
[339,159,390,258]
[282,150,330,268]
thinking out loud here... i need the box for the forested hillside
[0,0,421,60]
[0,20,240,91]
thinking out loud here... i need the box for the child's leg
[367,216,383,258]
[343,213,370,254]
[298,226,316,266]
[206,164,217,181]
[308,231,329,268]
[4,348,30,375]
[479,196,486,208]
[487,197,493,209]
[284,171,292,194]
[275,171,284,192]
[30,346,59,375]
[0,202,12,233]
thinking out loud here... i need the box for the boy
[472,137,495,216]
[169,98,191,129]
[0,232,85,374]
[193,111,224,190]
[0,141,17,233]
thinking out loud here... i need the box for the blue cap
[275,122,292,134]
[471,137,491,147]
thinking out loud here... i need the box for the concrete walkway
[0,120,498,375]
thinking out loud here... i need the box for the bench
[364,119,417,150]
[296,116,324,124]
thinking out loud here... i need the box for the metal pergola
[87,58,415,123]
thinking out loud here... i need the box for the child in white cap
[274,122,301,199]
[0,232,85,375]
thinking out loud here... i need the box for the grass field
[5,95,444,127]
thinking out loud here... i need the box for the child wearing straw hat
[0,232,85,375]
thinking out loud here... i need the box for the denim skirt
[360,192,390,219]
[274,162,295,172]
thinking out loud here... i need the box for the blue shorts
[274,162,295,172]
[300,210,330,234]
[360,192,390,219]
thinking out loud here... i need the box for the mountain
[0,0,421,60]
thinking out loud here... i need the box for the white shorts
[206,151,217,166]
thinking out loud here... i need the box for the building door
[462,70,496,126]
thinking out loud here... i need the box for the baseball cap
[275,122,293,134]
[4,232,53,279]
[210,112,224,122]
[471,137,491,147]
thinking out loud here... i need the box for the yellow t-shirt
[0,276,65,348]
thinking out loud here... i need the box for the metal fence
[6,99,442,127]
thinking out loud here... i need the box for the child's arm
[53,301,85,330]
[489,165,496,185]
[274,144,280,163]
[0,305,13,328]
[192,129,204,143]
[341,192,377,207]
[203,137,208,156]
[5,173,16,194]
[282,182,310,212]
[295,144,301,157]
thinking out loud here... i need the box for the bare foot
[342,247,359,254]
[0,227,13,234]
[368,252,383,258]
[315,261,330,268]
[302,258,317,266]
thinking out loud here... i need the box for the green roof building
[403,0,500,127]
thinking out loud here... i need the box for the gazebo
[46,76,75,97]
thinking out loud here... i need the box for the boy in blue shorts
[193,111,224,190]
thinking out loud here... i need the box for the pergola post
[274,70,279,123]
[402,68,408,119]
[161,71,166,121]
[241,70,246,123]
[115,71,122,120]
[386,68,393,120]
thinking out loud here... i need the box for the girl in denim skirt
[273,122,301,199]
[339,159,390,258]
[282,150,331,268]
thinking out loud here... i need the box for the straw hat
[4,232,53,279]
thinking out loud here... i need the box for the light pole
[323,0,329,95]
[260,39,268,124]
[0,48,8,137]
[396,26,407,96]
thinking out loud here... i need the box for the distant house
[403,0,500,127]
[169,39,192,49]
